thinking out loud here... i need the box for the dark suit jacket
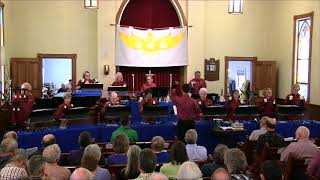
[68,147,105,166]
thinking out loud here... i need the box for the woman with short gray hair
[176,161,202,180]
[224,148,251,180]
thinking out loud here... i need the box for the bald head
[4,131,18,140]
[266,118,276,131]
[211,168,230,180]
[43,144,61,163]
[147,172,168,180]
[21,82,32,91]
[295,126,310,141]
[109,92,119,104]
[42,134,56,148]
[70,167,93,180]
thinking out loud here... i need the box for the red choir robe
[138,98,158,113]
[257,97,277,118]
[225,99,240,121]
[100,101,121,114]
[197,98,214,113]
[111,81,127,86]
[171,94,202,121]
[189,78,207,95]
[140,83,157,93]
[10,94,34,127]
[54,103,73,121]
[76,79,95,87]
[285,93,305,106]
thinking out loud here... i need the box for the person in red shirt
[171,84,202,141]
[138,89,158,113]
[189,71,207,97]
[100,92,121,114]
[257,88,277,118]
[76,71,95,90]
[140,75,157,93]
[285,83,305,106]
[225,90,241,121]
[197,88,213,112]
[54,93,73,122]
[10,82,35,128]
[111,72,127,87]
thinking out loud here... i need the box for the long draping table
[17,120,320,153]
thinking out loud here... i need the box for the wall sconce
[104,65,109,75]
[229,0,243,14]
[84,0,98,9]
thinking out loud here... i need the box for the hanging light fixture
[84,0,98,9]
[229,0,243,14]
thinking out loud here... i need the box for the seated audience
[111,117,138,142]
[285,83,304,106]
[176,161,202,180]
[76,71,95,90]
[249,116,268,141]
[107,133,129,165]
[70,167,94,180]
[42,144,71,180]
[306,153,320,178]
[151,136,169,163]
[0,154,28,180]
[257,88,277,118]
[185,129,207,161]
[147,173,169,180]
[201,144,229,177]
[0,138,18,169]
[224,148,250,180]
[280,126,320,162]
[101,92,121,114]
[256,118,285,153]
[27,155,46,180]
[57,83,67,93]
[118,145,141,180]
[111,72,127,86]
[30,134,56,157]
[68,131,91,166]
[160,141,188,180]
[81,144,111,180]
[138,89,158,113]
[211,168,230,180]
[260,160,282,180]
[197,88,214,111]
[135,148,157,180]
[225,90,240,121]
[3,131,18,140]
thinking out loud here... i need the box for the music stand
[80,84,103,91]
[103,105,131,124]
[150,87,169,98]
[64,107,89,120]
[277,105,304,120]
[235,105,259,119]
[141,105,169,124]
[203,105,226,119]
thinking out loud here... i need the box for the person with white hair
[3,131,18,140]
[176,161,202,180]
[0,154,28,180]
[42,144,71,180]
[285,83,304,106]
[0,138,18,169]
[112,72,127,86]
[101,92,120,114]
[185,129,207,161]
[197,88,213,111]
[280,126,320,162]
[211,168,230,180]
[70,167,94,180]
[248,116,269,141]
[81,144,111,180]
[147,172,169,180]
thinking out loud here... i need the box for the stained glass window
[294,13,313,101]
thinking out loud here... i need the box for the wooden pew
[283,153,308,180]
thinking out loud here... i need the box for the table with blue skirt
[17,120,320,153]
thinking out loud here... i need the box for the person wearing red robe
[54,93,73,121]
[100,92,121,114]
[138,89,158,113]
[76,71,95,90]
[111,72,127,87]
[197,88,213,112]
[285,83,305,106]
[10,82,35,128]
[225,90,241,121]
[189,71,207,96]
[257,88,277,118]
[140,75,157,93]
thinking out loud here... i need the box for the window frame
[0,2,4,47]
[228,0,243,14]
[292,12,314,102]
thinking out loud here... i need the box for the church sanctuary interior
[0,0,320,180]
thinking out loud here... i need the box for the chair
[237,138,257,165]
[58,153,70,166]
[106,164,127,180]
[283,153,308,180]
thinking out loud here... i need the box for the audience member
[147,172,169,180]
[211,168,230,180]
[0,154,28,180]
[249,116,268,141]
[42,144,71,180]
[107,133,129,165]
[176,161,202,180]
[70,167,94,180]
[0,138,18,168]
[135,148,157,180]
[118,145,141,180]
[224,148,250,180]
[185,129,207,161]
[260,160,282,180]
[151,136,169,163]
[281,126,320,162]
[306,153,320,178]
[81,144,111,180]
[69,131,91,166]
[29,134,56,157]
[201,144,228,177]
[27,155,46,180]
[3,131,18,140]
[111,117,138,142]
[160,141,188,180]
[256,118,285,153]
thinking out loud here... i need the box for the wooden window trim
[292,11,314,102]
[37,54,77,91]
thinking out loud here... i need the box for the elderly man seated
[185,129,207,161]
[151,136,169,163]
[29,134,56,157]
[70,167,93,180]
[197,88,214,111]
[27,155,46,180]
[280,126,320,162]
[43,144,71,180]
[249,116,268,141]
[0,138,18,169]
